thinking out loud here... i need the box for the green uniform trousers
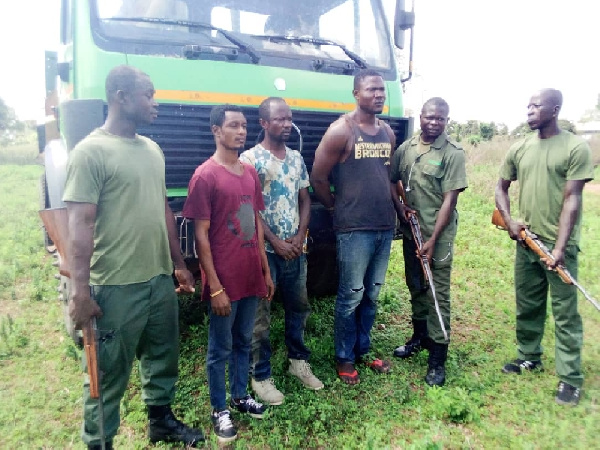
[82,274,179,445]
[404,236,453,343]
[514,242,583,388]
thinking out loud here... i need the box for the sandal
[336,362,360,385]
[359,357,391,374]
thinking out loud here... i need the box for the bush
[468,134,481,146]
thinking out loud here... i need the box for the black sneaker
[230,395,266,419]
[211,409,237,443]
[502,359,543,374]
[555,381,581,406]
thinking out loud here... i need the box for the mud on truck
[39,0,415,344]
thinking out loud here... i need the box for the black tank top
[332,115,395,232]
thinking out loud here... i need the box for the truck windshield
[92,0,394,72]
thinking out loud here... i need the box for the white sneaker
[251,377,284,405]
[288,359,324,391]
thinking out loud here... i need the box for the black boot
[393,319,429,358]
[148,404,205,447]
[88,443,113,450]
[425,343,448,387]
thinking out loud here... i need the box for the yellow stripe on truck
[154,89,389,114]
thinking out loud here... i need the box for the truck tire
[307,243,338,298]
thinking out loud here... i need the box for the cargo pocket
[432,240,453,269]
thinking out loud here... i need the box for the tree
[497,123,509,136]
[479,122,495,141]
[446,120,462,141]
[511,119,577,136]
[558,119,576,134]
[510,122,533,137]
[464,120,479,136]
[0,97,17,131]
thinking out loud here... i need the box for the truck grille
[137,103,412,190]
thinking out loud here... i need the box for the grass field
[0,140,599,449]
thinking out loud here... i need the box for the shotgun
[39,208,106,448]
[83,314,105,449]
[491,209,600,312]
[397,182,449,341]
[83,315,105,449]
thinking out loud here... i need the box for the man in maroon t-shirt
[183,104,274,444]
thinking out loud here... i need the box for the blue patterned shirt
[240,144,310,253]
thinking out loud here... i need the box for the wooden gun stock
[82,318,100,399]
[492,209,599,311]
[491,209,571,283]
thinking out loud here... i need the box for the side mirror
[394,0,415,49]
[45,51,58,94]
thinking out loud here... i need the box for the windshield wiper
[255,34,367,69]
[103,17,260,64]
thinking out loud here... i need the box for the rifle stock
[492,209,600,311]
[83,318,100,399]
[39,207,106,446]
[397,182,449,341]
[84,316,105,448]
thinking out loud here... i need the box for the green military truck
[40,0,415,341]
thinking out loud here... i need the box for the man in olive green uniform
[64,65,204,448]
[495,88,594,406]
[390,97,467,387]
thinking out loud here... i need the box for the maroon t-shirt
[183,158,267,301]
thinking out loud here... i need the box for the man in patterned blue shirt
[240,97,324,405]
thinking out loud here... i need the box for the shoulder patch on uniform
[447,137,464,151]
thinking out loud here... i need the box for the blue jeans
[334,230,393,364]
[207,296,258,411]
[251,253,311,381]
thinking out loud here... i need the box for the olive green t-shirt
[499,131,594,245]
[390,133,468,242]
[63,128,173,285]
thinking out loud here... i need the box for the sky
[0,0,598,130]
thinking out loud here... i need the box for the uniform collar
[414,132,447,150]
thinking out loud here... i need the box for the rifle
[491,209,600,312]
[39,208,106,448]
[397,182,449,341]
[83,315,106,449]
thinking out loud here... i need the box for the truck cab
[41,0,415,302]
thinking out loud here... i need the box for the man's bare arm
[550,179,587,267]
[420,190,461,261]
[260,215,297,260]
[195,219,231,316]
[310,122,348,208]
[66,201,102,328]
[495,178,525,240]
[256,213,274,301]
[288,187,311,252]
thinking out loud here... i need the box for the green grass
[0,135,41,165]
[0,145,599,449]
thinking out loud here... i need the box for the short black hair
[353,69,383,91]
[258,97,286,121]
[540,88,563,109]
[210,104,244,128]
[105,65,148,104]
[422,97,450,115]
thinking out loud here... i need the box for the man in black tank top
[310,69,402,384]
